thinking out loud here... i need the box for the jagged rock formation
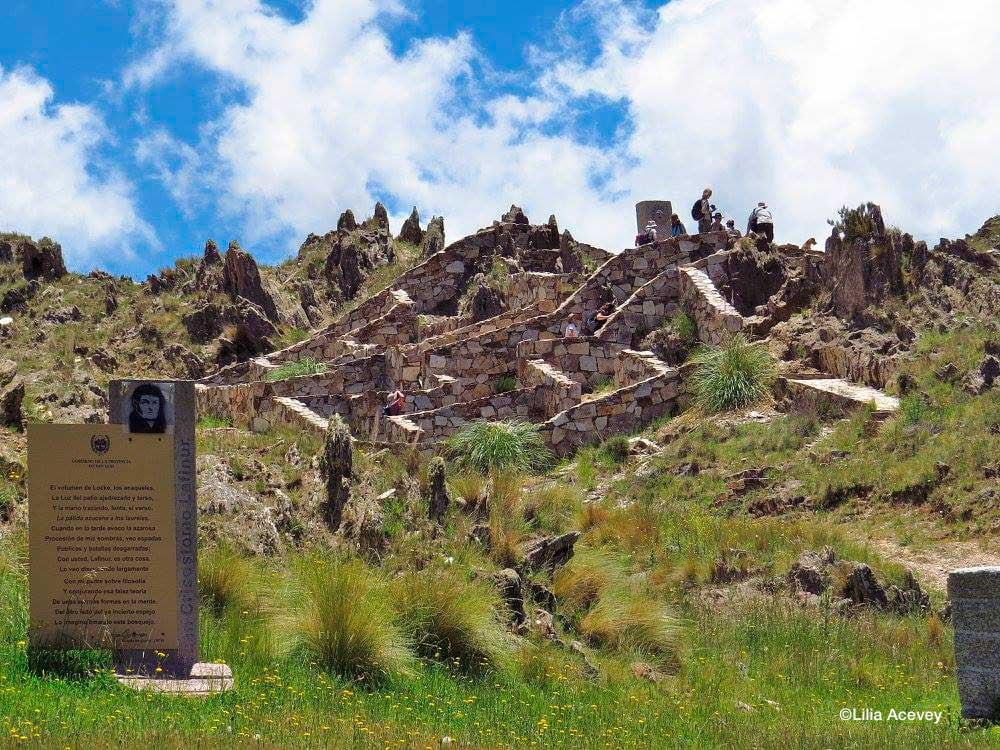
[425,456,450,523]
[222,241,280,322]
[399,207,424,246]
[319,414,353,531]
[421,215,445,257]
[0,359,25,430]
[0,235,67,280]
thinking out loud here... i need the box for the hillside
[0,202,999,747]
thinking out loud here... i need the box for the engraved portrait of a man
[128,383,167,434]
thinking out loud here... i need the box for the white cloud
[0,66,153,270]
[130,0,1000,255]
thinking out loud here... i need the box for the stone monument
[107,379,199,678]
[636,200,672,241]
[949,566,1000,719]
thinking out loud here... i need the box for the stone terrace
[196,208,900,455]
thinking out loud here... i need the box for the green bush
[670,311,697,344]
[446,420,551,475]
[393,566,512,671]
[495,375,518,394]
[265,358,328,382]
[690,333,776,412]
[598,435,630,465]
[283,558,414,680]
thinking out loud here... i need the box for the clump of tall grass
[282,558,414,680]
[487,471,527,566]
[392,566,513,671]
[598,435,630,465]
[690,333,776,412]
[579,583,681,666]
[446,420,551,476]
[265,358,328,382]
[449,471,488,510]
[198,544,260,616]
[552,545,628,614]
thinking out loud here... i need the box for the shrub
[898,393,928,426]
[690,333,776,412]
[670,310,697,344]
[283,558,414,680]
[197,414,232,430]
[446,420,552,476]
[449,471,488,509]
[199,544,259,616]
[598,435,630,465]
[265,358,328,382]
[579,583,681,665]
[495,375,518,394]
[393,566,513,671]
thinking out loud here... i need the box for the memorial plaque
[28,425,178,650]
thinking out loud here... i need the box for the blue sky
[0,0,996,277]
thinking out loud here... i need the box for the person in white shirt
[752,202,774,243]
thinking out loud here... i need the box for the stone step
[271,396,329,437]
[784,377,899,416]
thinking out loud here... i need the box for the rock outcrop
[399,207,424,246]
[222,241,280,322]
[421,215,445,257]
[425,456,450,523]
[319,414,353,531]
[0,359,25,430]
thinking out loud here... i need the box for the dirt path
[871,537,1000,592]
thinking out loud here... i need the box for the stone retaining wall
[269,354,388,398]
[614,349,671,387]
[521,360,582,417]
[540,368,681,456]
[507,272,568,314]
[515,337,619,389]
[382,387,542,444]
[597,266,683,347]
[195,381,268,428]
[679,266,744,345]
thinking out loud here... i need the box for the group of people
[693,188,775,247]
[634,190,774,249]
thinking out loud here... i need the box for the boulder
[468,280,505,323]
[0,359,25,430]
[222,241,280,321]
[962,355,1000,395]
[492,568,526,629]
[399,206,424,245]
[163,344,206,379]
[522,531,580,572]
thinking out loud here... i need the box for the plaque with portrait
[119,381,175,435]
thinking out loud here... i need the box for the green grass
[495,374,518,394]
[446,420,552,475]
[690,333,777,413]
[197,414,233,430]
[264,358,328,382]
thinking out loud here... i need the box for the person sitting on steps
[564,318,580,338]
[383,389,406,417]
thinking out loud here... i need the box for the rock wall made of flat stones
[507,272,569,313]
[679,266,744,346]
[401,388,541,444]
[541,370,681,456]
[196,382,268,427]
[269,355,388,398]
[949,567,1000,719]
[267,396,328,438]
[418,303,546,351]
[520,359,583,418]
[348,300,418,350]
[419,315,466,339]
[597,266,683,347]
[199,357,274,386]
[614,349,671,388]
[810,342,899,390]
[515,337,619,389]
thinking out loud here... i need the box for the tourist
[753,202,774,243]
[691,188,713,234]
[710,212,724,232]
[383,389,406,417]
[670,214,687,237]
[594,302,615,332]
[725,219,741,241]
[565,318,580,338]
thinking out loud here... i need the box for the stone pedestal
[117,662,233,697]
[949,567,1000,719]
[635,201,672,240]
